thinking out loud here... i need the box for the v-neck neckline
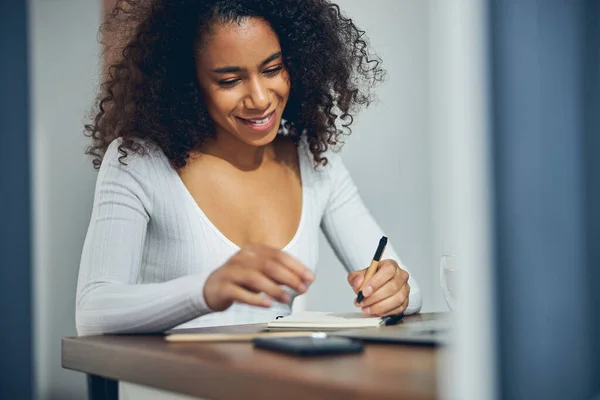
[172,141,307,252]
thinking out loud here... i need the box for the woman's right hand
[203,243,315,311]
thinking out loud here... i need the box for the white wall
[30,0,101,398]
[302,0,441,313]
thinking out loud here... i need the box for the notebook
[267,311,390,330]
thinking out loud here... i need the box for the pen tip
[357,291,364,304]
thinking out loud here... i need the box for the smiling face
[195,17,290,148]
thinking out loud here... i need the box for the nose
[244,77,271,111]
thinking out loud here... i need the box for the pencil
[357,236,387,303]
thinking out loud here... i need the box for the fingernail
[304,271,315,281]
[263,298,273,307]
[354,299,359,307]
[363,286,373,297]
[361,307,371,315]
[282,293,291,303]
[298,284,307,293]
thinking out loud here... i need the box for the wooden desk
[62,313,440,400]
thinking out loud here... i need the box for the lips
[246,114,272,124]
[236,111,277,132]
[237,111,274,124]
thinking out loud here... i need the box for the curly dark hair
[85,0,385,169]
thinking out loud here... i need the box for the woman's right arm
[76,143,314,336]
[76,146,213,336]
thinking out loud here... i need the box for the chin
[241,130,280,147]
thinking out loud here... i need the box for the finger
[246,244,314,282]
[273,250,315,283]
[381,300,409,317]
[360,261,400,299]
[361,288,407,317]
[390,295,410,315]
[347,270,365,293]
[232,269,291,304]
[355,279,406,308]
[224,283,274,308]
[262,258,308,294]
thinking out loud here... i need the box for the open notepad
[267,311,386,330]
[164,311,399,342]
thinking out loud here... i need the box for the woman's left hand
[347,259,410,316]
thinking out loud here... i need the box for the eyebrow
[211,51,282,74]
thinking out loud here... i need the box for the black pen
[357,236,387,303]
[381,313,404,326]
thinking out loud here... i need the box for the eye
[218,78,240,88]
[263,65,283,76]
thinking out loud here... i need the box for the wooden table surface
[62,313,442,400]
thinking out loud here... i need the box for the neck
[200,132,277,171]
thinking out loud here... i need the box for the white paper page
[268,311,382,329]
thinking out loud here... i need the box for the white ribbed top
[75,139,422,336]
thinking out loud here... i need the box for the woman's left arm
[319,152,422,316]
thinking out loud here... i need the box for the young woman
[76,0,422,335]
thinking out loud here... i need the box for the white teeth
[247,114,271,124]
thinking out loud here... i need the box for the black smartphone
[253,336,364,356]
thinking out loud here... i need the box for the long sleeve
[75,145,213,336]
[319,152,422,315]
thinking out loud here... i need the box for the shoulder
[93,138,177,214]
[297,140,358,213]
[297,139,348,183]
[101,137,171,174]
[95,138,174,206]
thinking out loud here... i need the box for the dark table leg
[87,374,118,400]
